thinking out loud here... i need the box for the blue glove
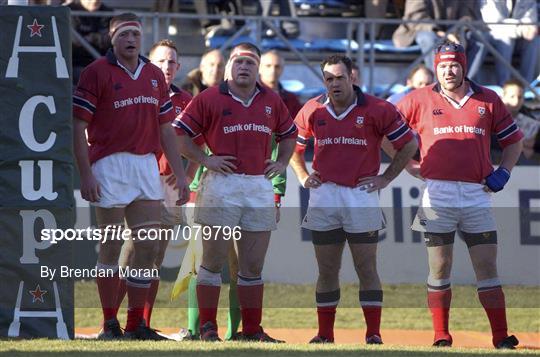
[484,167,511,192]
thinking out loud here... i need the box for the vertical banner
[0,5,74,338]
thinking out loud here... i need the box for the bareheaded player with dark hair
[173,42,297,342]
[73,13,189,340]
[397,41,523,349]
[291,54,418,344]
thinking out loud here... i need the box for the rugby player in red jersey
[116,38,193,333]
[290,54,418,344]
[396,41,523,349]
[173,42,297,342]
[73,14,189,340]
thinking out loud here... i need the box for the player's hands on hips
[80,172,101,202]
[264,159,286,179]
[166,173,192,188]
[165,174,176,186]
[302,171,322,189]
[483,167,510,193]
[174,176,190,206]
[357,175,390,193]
[203,155,237,174]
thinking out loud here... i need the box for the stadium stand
[74,1,539,104]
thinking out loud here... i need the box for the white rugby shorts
[412,179,497,233]
[194,171,276,231]
[160,174,185,226]
[302,182,384,233]
[91,152,162,208]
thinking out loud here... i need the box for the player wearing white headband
[110,21,142,45]
[174,42,297,342]
[73,13,189,340]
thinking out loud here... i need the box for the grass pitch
[1,340,539,356]
[0,282,537,356]
[75,281,540,332]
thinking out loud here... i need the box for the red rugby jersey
[158,84,192,175]
[397,81,524,183]
[295,87,414,187]
[73,49,174,164]
[278,84,302,118]
[173,81,297,175]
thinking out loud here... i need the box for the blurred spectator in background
[153,0,178,13]
[523,131,540,158]
[501,79,540,159]
[35,0,62,4]
[193,0,215,35]
[257,0,299,38]
[66,0,113,84]
[259,50,302,117]
[197,0,243,39]
[392,0,485,79]
[351,61,362,87]
[151,0,241,38]
[151,0,181,36]
[365,0,389,38]
[181,49,225,96]
[387,64,434,104]
[480,0,540,85]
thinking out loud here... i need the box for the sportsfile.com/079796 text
[40,225,242,244]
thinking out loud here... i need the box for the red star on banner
[27,19,45,38]
[29,284,47,303]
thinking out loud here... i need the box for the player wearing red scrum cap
[174,42,297,342]
[73,13,189,340]
[290,54,417,345]
[396,41,523,349]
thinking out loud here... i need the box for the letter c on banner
[19,95,57,152]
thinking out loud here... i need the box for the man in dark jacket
[67,0,113,84]
[392,0,485,78]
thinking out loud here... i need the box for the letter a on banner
[6,15,68,79]
[8,281,69,340]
